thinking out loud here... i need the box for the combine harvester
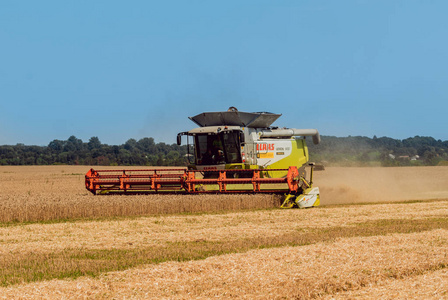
[85,107,321,208]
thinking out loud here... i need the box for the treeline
[0,136,191,166]
[308,135,448,166]
[0,135,447,166]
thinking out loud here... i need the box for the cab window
[194,131,241,165]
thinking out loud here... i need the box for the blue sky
[1,1,447,146]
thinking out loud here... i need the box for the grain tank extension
[85,107,321,208]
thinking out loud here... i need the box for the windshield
[194,131,242,165]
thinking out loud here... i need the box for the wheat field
[0,165,447,299]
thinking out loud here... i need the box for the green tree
[88,137,102,150]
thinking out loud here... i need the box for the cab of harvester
[177,107,320,179]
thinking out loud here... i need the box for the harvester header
[85,107,321,208]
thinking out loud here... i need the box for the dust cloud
[315,166,448,205]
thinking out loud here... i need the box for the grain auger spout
[85,107,321,208]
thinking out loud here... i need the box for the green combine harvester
[86,107,321,208]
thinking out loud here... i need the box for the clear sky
[1,1,447,146]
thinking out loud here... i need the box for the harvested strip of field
[1,201,447,253]
[1,229,447,299]
[0,201,447,287]
[326,268,448,299]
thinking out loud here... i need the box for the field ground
[0,165,447,298]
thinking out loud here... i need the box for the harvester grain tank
[85,107,321,208]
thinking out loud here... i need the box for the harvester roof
[189,107,281,128]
